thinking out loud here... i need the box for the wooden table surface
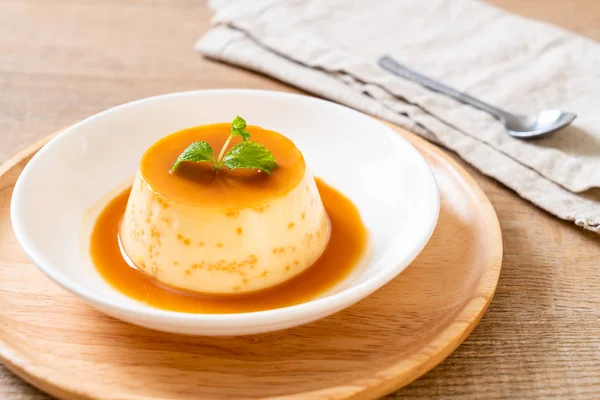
[1,1,599,399]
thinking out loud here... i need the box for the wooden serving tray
[0,127,502,400]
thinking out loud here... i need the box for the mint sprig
[169,116,278,175]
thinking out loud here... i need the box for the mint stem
[215,135,233,169]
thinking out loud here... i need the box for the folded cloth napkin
[196,0,600,233]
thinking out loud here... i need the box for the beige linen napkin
[196,0,600,233]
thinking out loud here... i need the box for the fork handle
[378,55,507,121]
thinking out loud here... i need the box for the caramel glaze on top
[140,123,306,208]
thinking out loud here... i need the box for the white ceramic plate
[11,90,439,336]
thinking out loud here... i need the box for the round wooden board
[0,127,502,400]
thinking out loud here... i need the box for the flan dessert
[118,117,332,295]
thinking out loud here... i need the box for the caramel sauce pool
[91,179,368,313]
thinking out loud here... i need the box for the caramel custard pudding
[90,118,368,313]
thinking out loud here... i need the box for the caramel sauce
[141,123,305,208]
[91,179,368,313]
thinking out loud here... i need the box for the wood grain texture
[0,128,502,400]
[0,0,599,399]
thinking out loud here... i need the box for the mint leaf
[229,116,251,142]
[223,141,278,174]
[170,141,215,172]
